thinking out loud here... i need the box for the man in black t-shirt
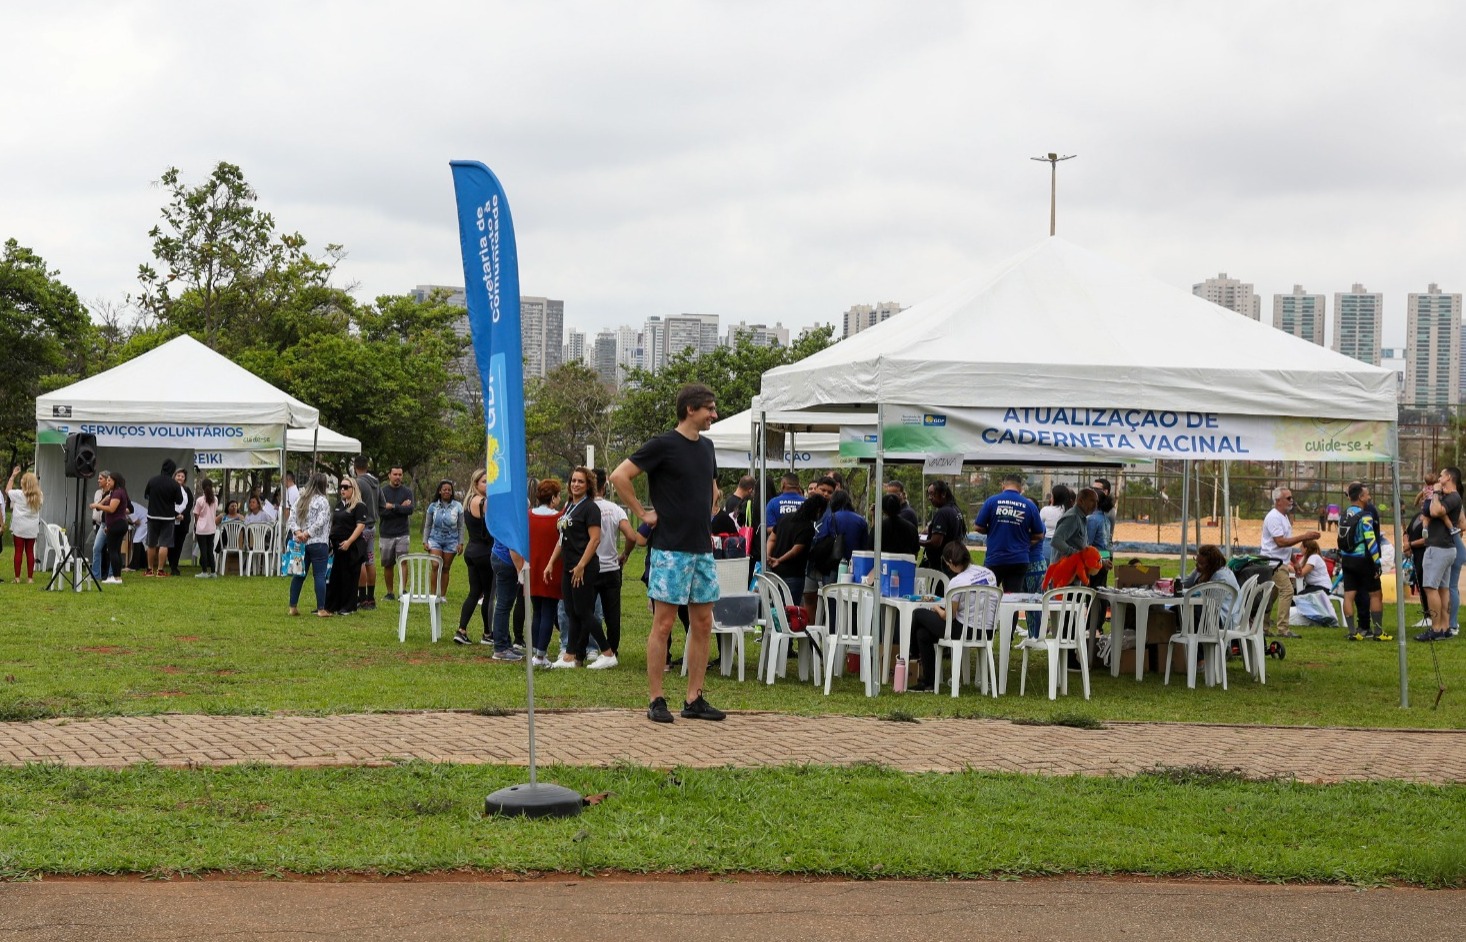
[722,475,755,529]
[142,458,183,577]
[922,480,966,570]
[1419,466,1462,642]
[611,383,727,725]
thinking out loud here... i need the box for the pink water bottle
[893,656,908,692]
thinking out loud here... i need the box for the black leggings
[105,521,128,579]
[197,533,216,574]
[593,568,623,653]
[561,561,600,661]
[459,553,494,634]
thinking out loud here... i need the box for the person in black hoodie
[142,459,183,577]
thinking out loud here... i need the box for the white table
[1097,588,1196,681]
[878,595,940,690]
[996,593,1046,695]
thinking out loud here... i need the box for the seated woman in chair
[1180,544,1242,631]
[906,540,997,691]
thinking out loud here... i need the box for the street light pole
[1030,152,1076,236]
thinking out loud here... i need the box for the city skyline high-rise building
[724,320,790,348]
[843,301,903,338]
[521,296,565,378]
[1405,282,1461,407]
[593,329,618,388]
[1193,273,1261,320]
[1333,283,1384,367]
[1272,285,1325,346]
[643,313,720,371]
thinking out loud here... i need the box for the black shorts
[1340,557,1381,595]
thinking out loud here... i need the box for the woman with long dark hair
[456,469,512,655]
[424,479,463,600]
[192,477,220,578]
[547,467,602,669]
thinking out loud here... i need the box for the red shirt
[528,509,563,598]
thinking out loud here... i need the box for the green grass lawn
[0,761,1460,885]
[1,560,1461,728]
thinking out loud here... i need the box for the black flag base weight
[485,782,582,819]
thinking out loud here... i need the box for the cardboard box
[1115,564,1160,588]
[1116,640,1188,674]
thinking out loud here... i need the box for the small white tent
[34,335,319,546]
[705,408,859,470]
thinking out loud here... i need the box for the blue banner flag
[450,160,529,558]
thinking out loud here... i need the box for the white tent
[286,426,362,455]
[34,335,319,553]
[760,237,1395,420]
[756,237,1410,704]
[705,408,858,470]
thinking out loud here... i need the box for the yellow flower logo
[484,434,501,485]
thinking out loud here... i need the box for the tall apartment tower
[1405,283,1462,407]
[593,330,619,388]
[724,321,790,348]
[563,328,588,367]
[1332,284,1384,366]
[1272,285,1325,345]
[615,325,642,385]
[842,301,903,338]
[642,313,720,371]
[1192,273,1261,320]
[521,296,564,378]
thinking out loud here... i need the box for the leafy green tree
[524,361,617,481]
[135,162,345,354]
[0,240,93,466]
[239,292,468,485]
[612,326,835,458]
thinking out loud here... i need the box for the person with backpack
[1338,482,1389,641]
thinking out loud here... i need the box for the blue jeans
[91,529,107,580]
[490,554,520,651]
[289,543,330,611]
[530,596,558,655]
[1450,533,1466,629]
[557,595,607,654]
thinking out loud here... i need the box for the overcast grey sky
[4,1,1462,345]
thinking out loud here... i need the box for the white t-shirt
[129,504,148,544]
[1260,508,1292,562]
[6,490,41,539]
[1301,553,1332,591]
[947,563,998,628]
[594,498,627,572]
[1039,505,1064,537]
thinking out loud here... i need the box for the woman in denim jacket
[424,480,464,600]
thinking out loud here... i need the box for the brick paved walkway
[0,711,1461,782]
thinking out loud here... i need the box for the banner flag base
[485,782,582,819]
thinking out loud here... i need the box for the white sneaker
[549,658,578,670]
[102,577,123,585]
[587,654,618,670]
[531,655,552,668]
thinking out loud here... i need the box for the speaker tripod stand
[45,476,101,593]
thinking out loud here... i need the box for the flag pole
[451,159,579,818]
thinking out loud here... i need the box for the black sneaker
[453,631,471,645]
[647,697,674,724]
[383,592,397,602]
[1415,628,1452,642]
[680,694,726,721]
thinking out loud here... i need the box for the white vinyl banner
[37,420,284,450]
[840,407,1394,463]
[195,450,281,469]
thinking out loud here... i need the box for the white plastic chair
[932,584,1002,698]
[396,553,444,643]
[1220,576,1274,685]
[1165,581,1235,689]
[1018,586,1096,700]
[218,519,246,575]
[243,523,277,577]
[754,573,826,685]
[820,582,881,697]
[703,558,760,680]
[914,567,949,597]
[41,524,70,574]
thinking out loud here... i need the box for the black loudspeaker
[64,432,98,479]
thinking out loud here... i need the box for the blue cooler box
[848,551,917,597]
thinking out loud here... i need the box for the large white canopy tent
[34,335,319,554]
[756,237,1411,704]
